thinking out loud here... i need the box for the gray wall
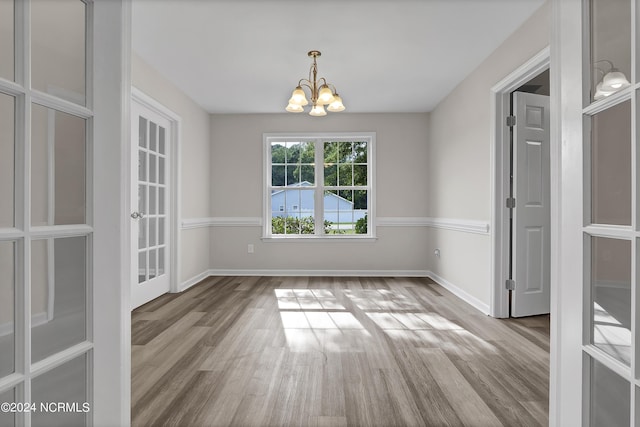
[132,53,212,285]
[426,1,550,304]
[209,113,430,273]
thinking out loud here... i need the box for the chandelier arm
[593,59,614,71]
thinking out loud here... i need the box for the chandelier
[286,50,346,116]
[593,60,631,100]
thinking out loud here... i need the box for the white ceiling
[132,0,545,114]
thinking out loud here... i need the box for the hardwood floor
[131,276,549,427]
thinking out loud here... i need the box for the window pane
[299,142,314,163]
[31,104,86,226]
[324,164,337,186]
[272,190,315,235]
[353,164,367,186]
[272,165,285,186]
[0,241,15,378]
[591,101,631,225]
[32,354,88,427]
[324,141,337,162]
[589,357,630,427]
[591,237,631,365]
[300,165,314,185]
[0,0,13,81]
[354,141,367,163]
[0,388,15,427]
[32,236,87,363]
[338,164,353,186]
[338,142,353,163]
[590,0,631,102]
[271,142,286,164]
[32,0,86,105]
[0,93,15,228]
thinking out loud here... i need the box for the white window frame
[263,132,376,240]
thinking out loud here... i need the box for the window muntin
[265,134,374,238]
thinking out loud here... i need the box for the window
[264,133,375,238]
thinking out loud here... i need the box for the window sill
[261,235,377,243]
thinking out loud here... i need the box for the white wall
[427,1,550,305]
[132,53,211,285]
[209,113,430,274]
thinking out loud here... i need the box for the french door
[580,0,639,424]
[131,100,171,309]
[0,1,94,426]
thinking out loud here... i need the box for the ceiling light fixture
[286,50,345,116]
[593,60,630,100]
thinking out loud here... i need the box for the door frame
[490,46,550,318]
[131,87,181,297]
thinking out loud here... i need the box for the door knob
[131,212,145,219]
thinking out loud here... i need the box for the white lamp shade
[309,104,326,116]
[601,70,630,91]
[318,85,335,105]
[290,87,309,106]
[594,82,616,100]
[327,95,345,112]
[286,103,304,113]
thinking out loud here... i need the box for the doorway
[490,47,551,318]
[130,89,181,309]
[509,73,550,317]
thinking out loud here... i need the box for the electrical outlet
[434,249,441,258]
[248,244,254,254]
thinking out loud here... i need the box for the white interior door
[131,100,171,309]
[511,91,551,317]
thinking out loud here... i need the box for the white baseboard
[178,270,212,292]
[426,271,490,315]
[207,269,429,277]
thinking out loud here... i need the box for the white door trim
[490,46,550,318]
[131,87,182,295]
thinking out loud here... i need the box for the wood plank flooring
[132,276,549,427]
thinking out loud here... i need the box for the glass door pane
[137,117,168,282]
[0,241,15,378]
[31,104,87,227]
[589,357,630,426]
[31,0,86,105]
[0,93,15,228]
[590,0,631,101]
[31,237,87,363]
[590,237,631,365]
[590,101,631,225]
[0,0,14,82]
[31,354,88,427]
